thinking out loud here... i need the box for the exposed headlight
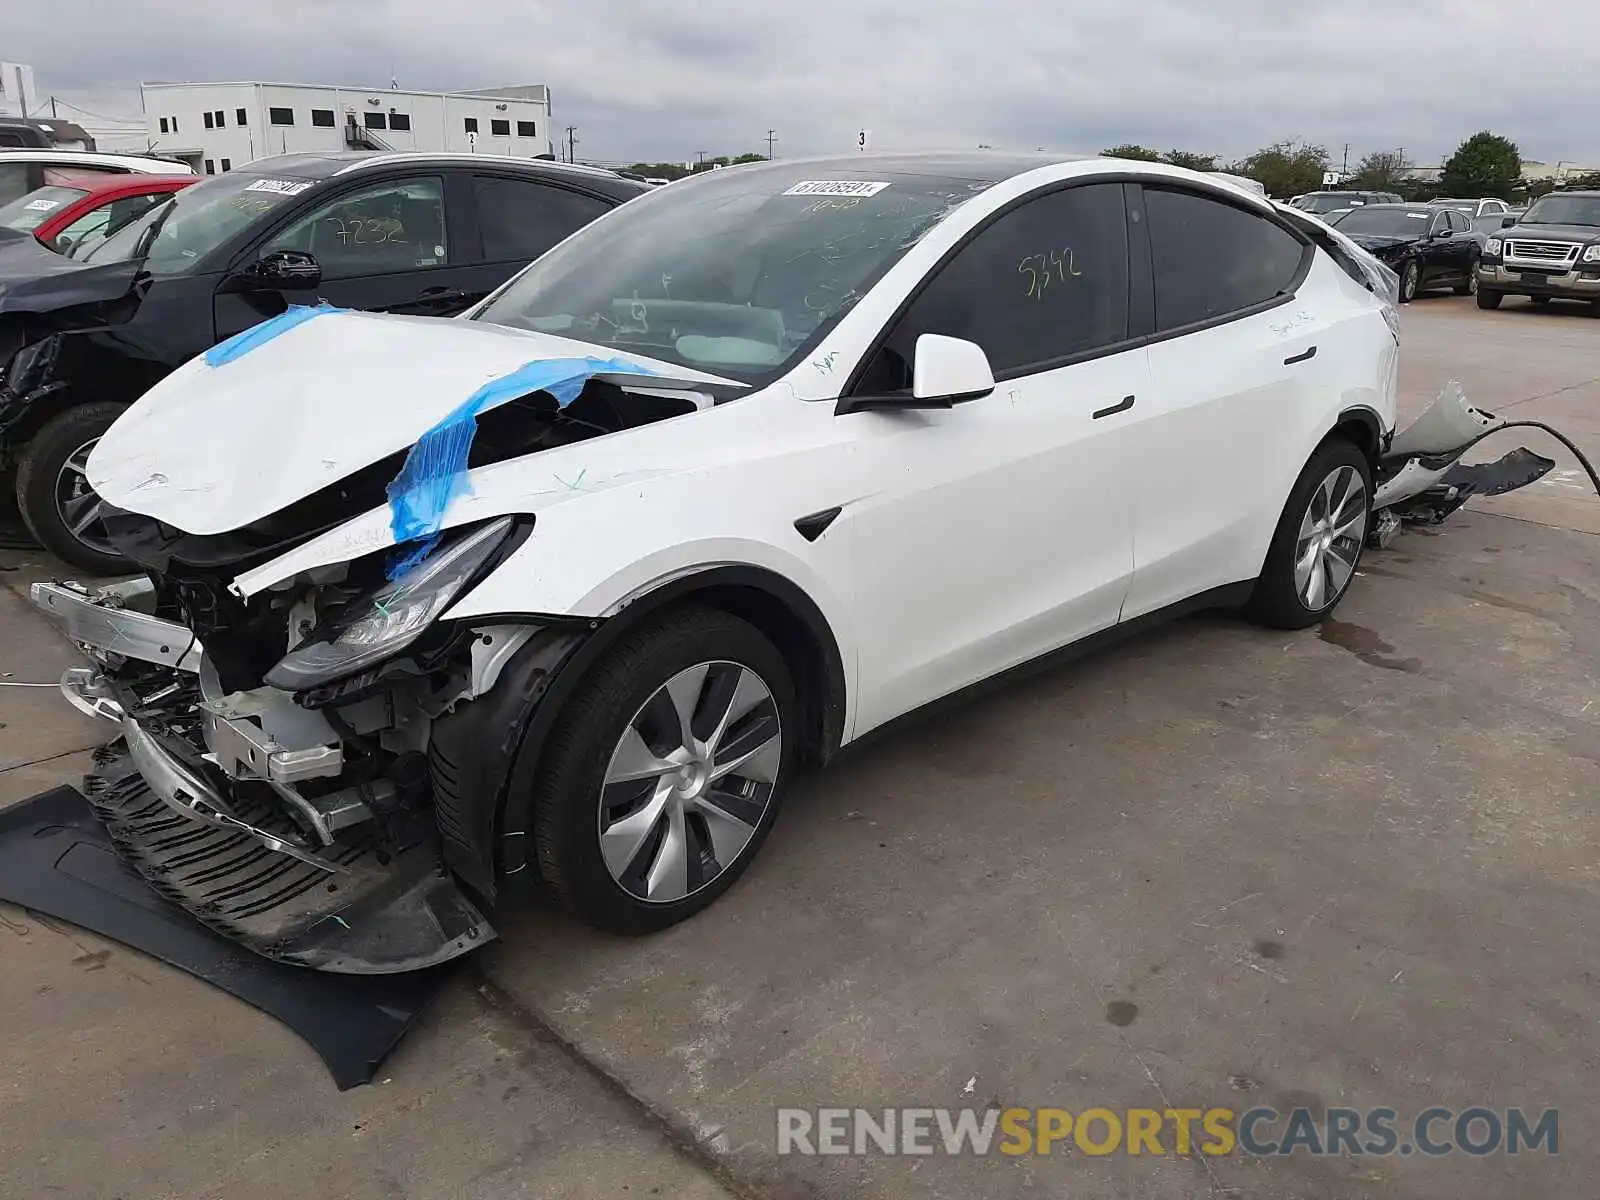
[1584,244,1600,263]
[1485,238,1502,256]
[264,517,517,691]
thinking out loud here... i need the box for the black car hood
[0,227,141,315]
[1499,223,1600,242]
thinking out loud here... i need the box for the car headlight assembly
[1485,238,1502,256]
[1584,244,1600,263]
[265,516,519,691]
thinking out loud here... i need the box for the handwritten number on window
[1018,248,1084,299]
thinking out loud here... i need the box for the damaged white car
[35,153,1526,973]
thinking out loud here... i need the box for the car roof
[38,172,196,198]
[1350,203,1435,213]
[686,150,1099,186]
[232,151,645,196]
[0,149,195,175]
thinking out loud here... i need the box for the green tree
[1439,132,1521,200]
[1101,144,1164,162]
[1163,149,1218,172]
[1348,150,1406,192]
[1236,139,1329,198]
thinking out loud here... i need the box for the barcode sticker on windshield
[24,198,61,211]
[783,180,891,197]
[244,178,313,196]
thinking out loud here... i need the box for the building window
[214,109,225,126]
[269,107,294,126]
[220,158,231,171]
[516,120,537,138]
[310,108,335,128]
[158,117,169,133]
[463,117,478,133]
[389,112,411,132]
[490,118,510,136]
[204,159,215,174]
[363,111,387,130]
[236,108,247,126]
[203,112,214,129]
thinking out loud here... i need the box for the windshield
[1300,194,1360,214]
[1431,201,1475,213]
[1335,208,1433,237]
[472,163,997,381]
[0,185,88,232]
[79,171,317,273]
[1520,195,1600,227]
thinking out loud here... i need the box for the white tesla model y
[36,153,1400,972]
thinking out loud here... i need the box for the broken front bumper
[33,580,496,974]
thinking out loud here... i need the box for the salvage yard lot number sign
[783,180,893,197]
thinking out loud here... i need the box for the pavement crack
[0,744,104,774]
[468,966,758,1200]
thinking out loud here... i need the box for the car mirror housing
[1501,215,1517,228]
[236,249,323,292]
[835,335,997,415]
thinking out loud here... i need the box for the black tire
[528,606,797,935]
[1530,295,1551,308]
[1590,299,1600,318]
[1397,259,1420,303]
[1477,288,1503,310]
[1245,438,1373,631]
[1453,262,1479,296]
[14,402,130,575]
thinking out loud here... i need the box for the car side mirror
[236,249,322,292]
[836,335,997,415]
[1501,215,1517,228]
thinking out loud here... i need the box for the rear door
[1121,184,1316,619]
[467,171,617,280]
[214,172,483,339]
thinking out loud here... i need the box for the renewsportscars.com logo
[776,1106,1559,1158]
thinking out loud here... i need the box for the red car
[0,172,196,257]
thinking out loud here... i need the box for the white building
[140,80,555,174]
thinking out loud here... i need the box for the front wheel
[1477,288,1504,310]
[1245,439,1372,630]
[528,606,797,934]
[1530,295,1552,308]
[14,402,131,574]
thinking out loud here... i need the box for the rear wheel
[1477,288,1504,310]
[1245,439,1372,630]
[1453,264,1479,296]
[528,607,796,934]
[14,402,130,575]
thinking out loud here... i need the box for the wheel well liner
[1330,406,1384,464]
[440,565,848,903]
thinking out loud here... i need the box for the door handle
[1284,345,1317,365]
[1092,395,1135,420]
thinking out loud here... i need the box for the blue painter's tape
[383,356,658,576]
[204,302,345,367]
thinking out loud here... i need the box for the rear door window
[472,174,613,263]
[0,162,35,205]
[1144,187,1308,332]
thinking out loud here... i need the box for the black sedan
[0,152,646,571]
[1328,204,1480,303]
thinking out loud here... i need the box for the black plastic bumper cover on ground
[0,785,457,1089]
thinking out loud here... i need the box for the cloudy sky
[13,0,1600,167]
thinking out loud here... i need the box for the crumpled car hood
[87,310,737,536]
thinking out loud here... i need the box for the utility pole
[1341,143,1348,179]
[565,125,578,163]
[696,149,707,165]
[765,129,777,159]
[50,95,58,118]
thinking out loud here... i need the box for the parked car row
[0,150,648,570]
[23,152,1415,972]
